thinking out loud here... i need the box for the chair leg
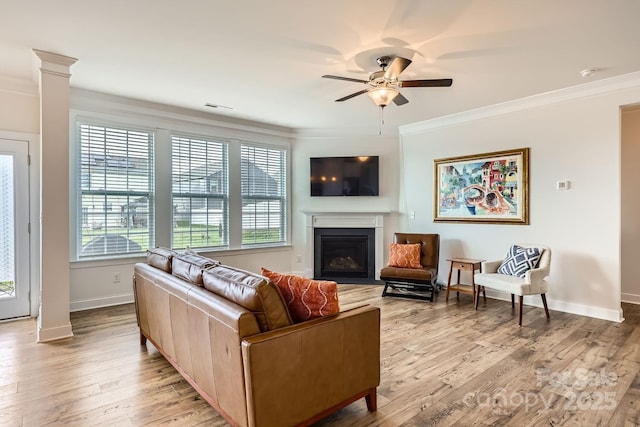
[541,294,550,320]
[511,294,515,309]
[381,282,389,297]
[518,295,524,326]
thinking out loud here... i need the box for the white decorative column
[303,211,389,280]
[34,49,77,342]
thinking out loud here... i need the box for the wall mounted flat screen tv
[310,156,379,196]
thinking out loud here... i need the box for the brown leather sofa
[380,233,440,301]
[133,249,380,427]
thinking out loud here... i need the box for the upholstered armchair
[380,233,440,301]
[474,244,551,326]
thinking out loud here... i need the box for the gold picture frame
[434,148,529,224]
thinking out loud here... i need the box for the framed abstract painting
[433,148,529,224]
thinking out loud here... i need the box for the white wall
[399,73,640,322]
[621,106,640,303]
[69,247,293,311]
[0,76,39,134]
[290,133,401,276]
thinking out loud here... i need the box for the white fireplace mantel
[303,211,390,280]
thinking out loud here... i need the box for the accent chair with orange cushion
[380,233,440,301]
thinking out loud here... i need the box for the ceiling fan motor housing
[369,70,389,85]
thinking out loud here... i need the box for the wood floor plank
[2,285,640,426]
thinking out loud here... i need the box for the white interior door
[0,138,30,320]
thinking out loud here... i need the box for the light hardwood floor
[2,285,640,426]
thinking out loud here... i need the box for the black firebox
[314,228,375,282]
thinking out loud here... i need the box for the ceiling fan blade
[393,92,409,106]
[335,89,369,102]
[322,75,369,84]
[399,78,453,88]
[383,56,412,80]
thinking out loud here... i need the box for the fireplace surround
[304,211,389,282]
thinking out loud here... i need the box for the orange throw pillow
[388,243,422,268]
[261,268,340,323]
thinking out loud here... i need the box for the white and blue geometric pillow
[497,245,542,278]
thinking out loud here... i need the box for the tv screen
[310,156,379,196]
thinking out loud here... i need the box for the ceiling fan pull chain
[379,106,384,135]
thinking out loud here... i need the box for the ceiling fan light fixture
[367,86,399,107]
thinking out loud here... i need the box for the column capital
[33,49,77,77]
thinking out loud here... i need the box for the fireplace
[314,228,375,281]
[303,211,389,282]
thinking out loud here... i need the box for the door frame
[0,130,39,317]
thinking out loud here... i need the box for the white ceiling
[2,0,640,133]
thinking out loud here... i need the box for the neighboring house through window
[241,144,287,246]
[77,123,154,257]
[171,135,228,250]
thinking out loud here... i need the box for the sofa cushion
[497,245,542,278]
[260,268,340,323]
[172,253,219,285]
[203,266,292,332]
[147,247,177,272]
[388,243,422,269]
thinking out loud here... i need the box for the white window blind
[171,135,228,249]
[77,123,154,257]
[241,144,287,246]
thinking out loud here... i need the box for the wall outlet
[409,211,415,219]
[296,254,302,263]
[112,272,121,283]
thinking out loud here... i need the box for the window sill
[70,244,292,268]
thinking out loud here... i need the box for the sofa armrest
[241,305,380,427]
[481,259,503,274]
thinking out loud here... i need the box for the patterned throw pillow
[388,243,422,268]
[497,245,542,278]
[260,268,340,323]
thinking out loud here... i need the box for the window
[77,123,154,257]
[171,135,228,249]
[241,144,287,246]
[73,113,290,260]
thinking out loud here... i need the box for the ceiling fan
[322,55,453,108]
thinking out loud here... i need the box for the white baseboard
[621,293,640,305]
[484,290,623,323]
[70,293,135,312]
[37,320,73,343]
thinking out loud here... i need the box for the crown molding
[400,71,640,135]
